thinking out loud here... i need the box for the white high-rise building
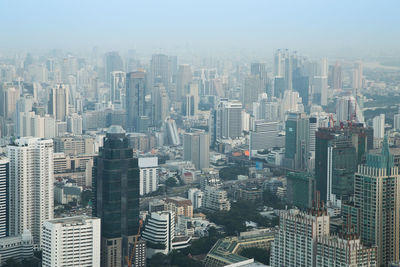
[110,71,126,106]
[188,188,203,209]
[142,211,175,258]
[7,137,54,245]
[313,76,328,106]
[0,157,9,238]
[216,100,243,139]
[336,95,365,124]
[48,84,69,121]
[372,114,385,139]
[271,208,330,267]
[394,114,400,131]
[42,216,101,267]
[138,157,158,196]
[66,113,83,135]
[281,90,303,119]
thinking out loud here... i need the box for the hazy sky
[1,0,399,57]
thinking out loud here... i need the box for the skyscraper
[216,100,243,139]
[48,84,69,121]
[105,52,123,84]
[110,71,126,106]
[328,62,342,89]
[42,216,101,267]
[151,84,169,127]
[150,54,170,89]
[372,114,385,139]
[354,137,400,266]
[176,64,192,101]
[7,138,54,245]
[352,62,363,89]
[92,126,140,267]
[126,71,146,132]
[183,130,209,170]
[283,112,309,170]
[0,157,9,238]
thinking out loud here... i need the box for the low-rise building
[0,230,34,265]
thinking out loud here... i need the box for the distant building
[216,100,243,139]
[42,216,101,267]
[188,188,203,209]
[139,157,158,196]
[165,197,193,218]
[203,186,230,211]
[0,157,9,238]
[183,130,209,170]
[286,172,314,209]
[372,114,385,139]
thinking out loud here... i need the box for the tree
[80,190,92,207]
[166,177,178,187]
[219,166,248,181]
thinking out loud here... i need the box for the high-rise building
[48,84,69,121]
[249,121,284,156]
[183,130,209,170]
[7,138,54,245]
[283,112,309,170]
[328,62,342,89]
[105,52,123,84]
[0,230,34,265]
[286,172,314,209]
[372,114,385,139]
[292,68,309,106]
[352,62,363,89]
[336,95,365,124]
[0,86,20,120]
[354,137,400,266]
[92,126,140,267]
[394,113,400,131]
[188,188,203,209]
[176,64,192,101]
[242,75,264,111]
[138,157,158,196]
[183,82,199,117]
[151,84,169,127]
[110,71,126,106]
[141,211,175,258]
[271,205,330,267]
[0,157,9,238]
[42,216,101,267]
[126,71,146,132]
[165,118,180,146]
[216,100,243,139]
[315,126,367,202]
[150,54,170,89]
[313,76,328,106]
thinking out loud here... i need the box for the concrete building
[48,84,69,121]
[216,100,243,139]
[249,121,284,157]
[141,211,175,258]
[271,206,330,267]
[188,188,203,209]
[203,185,230,211]
[42,216,101,267]
[7,138,54,245]
[139,157,158,196]
[126,71,146,132]
[286,172,314,209]
[0,157,9,238]
[0,230,34,265]
[183,130,209,170]
[373,114,385,139]
[354,137,400,266]
[110,71,126,106]
[165,197,193,218]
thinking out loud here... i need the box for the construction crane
[126,219,143,267]
[329,114,336,128]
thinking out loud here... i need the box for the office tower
[92,126,140,267]
[274,77,285,98]
[110,71,126,106]
[336,95,365,124]
[328,62,342,89]
[283,112,309,170]
[176,64,192,101]
[7,138,54,245]
[315,126,367,202]
[183,82,199,117]
[183,130,209,170]
[372,114,385,139]
[188,188,203,209]
[292,67,309,106]
[0,157,8,238]
[126,71,146,132]
[252,93,268,120]
[354,137,400,266]
[352,62,363,89]
[105,51,123,84]
[249,121,284,156]
[313,76,328,106]
[243,75,264,111]
[0,86,20,120]
[286,172,314,209]
[394,113,400,131]
[138,157,158,196]
[142,211,175,257]
[152,84,169,127]
[42,216,101,267]
[48,84,69,121]
[216,100,243,139]
[165,118,180,146]
[168,55,178,83]
[273,49,284,77]
[271,204,330,267]
[150,54,170,89]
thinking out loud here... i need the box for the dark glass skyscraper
[93,126,140,267]
[126,71,147,132]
